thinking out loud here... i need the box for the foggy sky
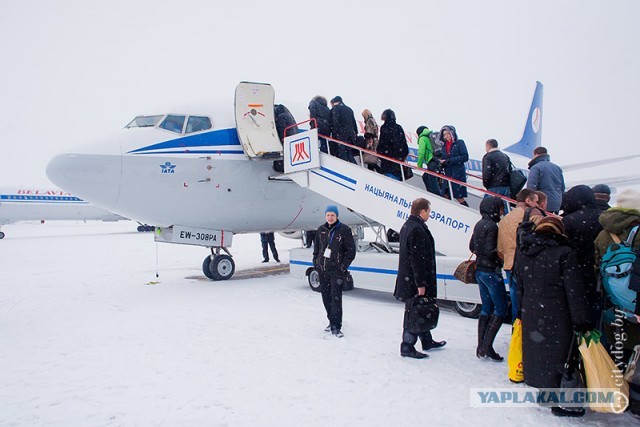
[1,0,638,188]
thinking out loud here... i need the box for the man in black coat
[482,139,511,197]
[308,96,331,153]
[394,198,446,358]
[591,184,611,212]
[329,96,357,163]
[377,109,409,180]
[560,185,603,323]
[312,205,356,338]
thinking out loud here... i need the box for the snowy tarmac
[0,221,631,426]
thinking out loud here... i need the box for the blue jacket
[526,154,565,212]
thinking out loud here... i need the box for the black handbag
[558,333,586,413]
[403,296,439,333]
[509,163,527,199]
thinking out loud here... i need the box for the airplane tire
[137,225,145,232]
[209,255,235,281]
[202,256,215,280]
[0,231,5,239]
[308,269,321,292]
[453,301,482,318]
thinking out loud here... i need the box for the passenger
[526,146,565,213]
[272,104,298,172]
[591,183,612,212]
[362,109,380,171]
[260,232,280,263]
[439,125,469,206]
[470,196,507,361]
[497,188,542,323]
[312,205,356,338]
[274,104,298,143]
[482,139,511,198]
[308,96,331,153]
[329,96,358,163]
[560,185,603,324]
[394,197,446,359]
[534,191,548,213]
[416,126,441,196]
[377,109,409,181]
[515,216,591,418]
[594,188,640,418]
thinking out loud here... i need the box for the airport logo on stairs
[289,137,311,166]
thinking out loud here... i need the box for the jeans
[422,172,442,196]
[505,270,518,322]
[475,270,508,318]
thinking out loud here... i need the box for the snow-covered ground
[0,221,631,426]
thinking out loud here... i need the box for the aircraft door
[234,82,282,159]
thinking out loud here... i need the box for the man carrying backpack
[594,188,640,418]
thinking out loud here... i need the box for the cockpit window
[126,115,163,128]
[186,116,212,134]
[159,115,186,134]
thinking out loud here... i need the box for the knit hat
[616,189,640,210]
[591,184,611,195]
[325,205,339,216]
[535,216,565,236]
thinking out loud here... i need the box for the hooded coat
[561,185,603,298]
[274,104,298,142]
[416,127,435,169]
[515,230,590,389]
[469,197,504,273]
[526,154,565,212]
[308,97,331,137]
[440,125,469,198]
[377,110,409,179]
[394,215,437,301]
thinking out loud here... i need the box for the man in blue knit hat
[312,205,356,337]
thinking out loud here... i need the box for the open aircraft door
[234,82,282,159]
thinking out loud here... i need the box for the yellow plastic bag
[508,319,524,383]
[579,330,629,413]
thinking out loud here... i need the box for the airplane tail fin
[503,81,543,159]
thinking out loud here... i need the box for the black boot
[479,315,504,361]
[419,332,446,351]
[477,315,489,358]
[400,343,428,359]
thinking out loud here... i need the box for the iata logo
[160,162,176,174]
[289,137,311,166]
[531,107,541,133]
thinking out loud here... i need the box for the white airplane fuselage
[46,125,362,233]
[0,187,124,225]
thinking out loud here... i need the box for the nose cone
[46,152,122,211]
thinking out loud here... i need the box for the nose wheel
[202,248,235,280]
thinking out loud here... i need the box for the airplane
[46,82,545,281]
[0,186,128,239]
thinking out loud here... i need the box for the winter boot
[400,343,428,359]
[476,315,489,358]
[479,315,504,361]
[419,334,447,351]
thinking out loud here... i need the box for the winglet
[503,81,543,158]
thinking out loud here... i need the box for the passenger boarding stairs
[281,129,492,258]
[232,81,508,258]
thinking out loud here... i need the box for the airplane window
[185,116,212,134]
[126,115,163,128]
[159,115,186,134]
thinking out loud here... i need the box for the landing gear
[201,248,235,281]
[137,224,155,232]
[0,231,5,239]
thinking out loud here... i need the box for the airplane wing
[561,153,640,172]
